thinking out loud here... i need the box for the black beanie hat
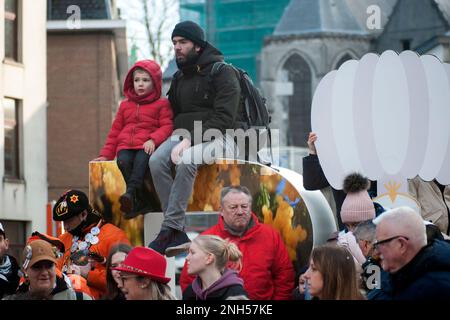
[172,20,206,48]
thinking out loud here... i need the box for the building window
[0,220,27,265]
[282,54,312,147]
[4,98,21,179]
[401,39,411,51]
[335,53,353,70]
[4,0,19,61]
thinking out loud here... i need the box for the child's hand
[92,156,108,161]
[144,139,155,154]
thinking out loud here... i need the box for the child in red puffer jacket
[93,60,173,219]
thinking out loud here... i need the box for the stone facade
[261,0,450,148]
[261,36,371,147]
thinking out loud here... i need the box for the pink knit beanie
[340,173,375,223]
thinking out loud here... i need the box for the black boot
[165,230,192,257]
[119,192,134,214]
[148,228,191,256]
[148,228,174,255]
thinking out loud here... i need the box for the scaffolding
[180,0,290,83]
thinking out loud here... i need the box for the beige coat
[408,177,450,234]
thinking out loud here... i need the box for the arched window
[335,53,353,69]
[282,54,312,147]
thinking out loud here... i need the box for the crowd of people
[1,20,450,301]
[2,177,449,301]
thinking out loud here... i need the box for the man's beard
[176,47,200,69]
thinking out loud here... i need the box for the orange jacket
[25,232,93,299]
[57,222,130,299]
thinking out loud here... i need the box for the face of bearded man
[173,36,201,68]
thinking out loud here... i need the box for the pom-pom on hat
[340,173,375,224]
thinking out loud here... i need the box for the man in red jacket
[180,185,295,300]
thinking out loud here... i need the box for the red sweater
[100,60,173,159]
[180,214,295,300]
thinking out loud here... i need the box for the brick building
[1,0,48,260]
[47,0,128,201]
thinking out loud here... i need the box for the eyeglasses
[373,235,409,249]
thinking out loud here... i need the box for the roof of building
[48,0,112,20]
[273,0,397,37]
[434,0,450,25]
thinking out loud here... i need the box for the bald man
[373,206,450,299]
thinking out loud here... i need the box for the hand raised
[307,132,318,155]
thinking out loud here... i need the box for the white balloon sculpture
[311,50,450,210]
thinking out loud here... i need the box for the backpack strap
[207,61,228,90]
[208,62,248,121]
[210,61,227,77]
[205,62,234,106]
[208,62,274,166]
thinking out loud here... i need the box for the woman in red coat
[93,60,173,218]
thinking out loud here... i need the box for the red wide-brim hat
[112,247,171,284]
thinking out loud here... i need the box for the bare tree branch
[133,0,179,67]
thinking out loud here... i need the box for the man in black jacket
[148,21,242,256]
[373,206,450,299]
[0,222,20,299]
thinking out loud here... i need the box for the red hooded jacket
[180,214,295,300]
[99,60,173,159]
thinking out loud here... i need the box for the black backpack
[209,62,271,129]
[209,62,273,165]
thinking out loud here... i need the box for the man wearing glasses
[372,206,450,299]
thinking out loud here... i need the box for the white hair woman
[183,235,247,300]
